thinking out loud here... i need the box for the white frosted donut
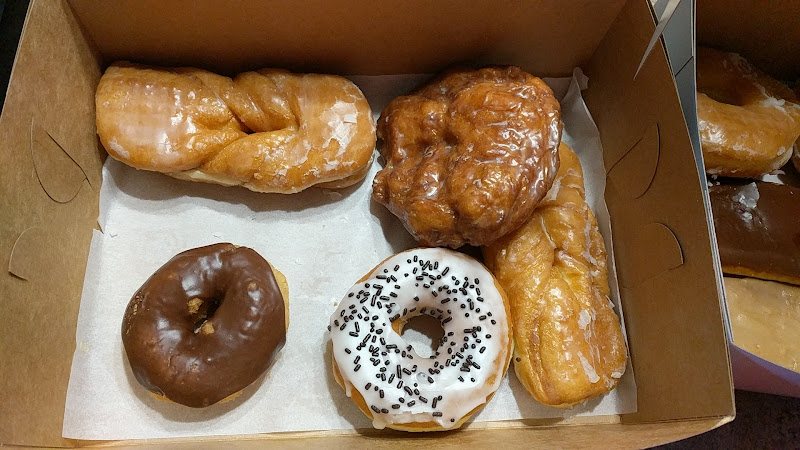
[329,248,512,431]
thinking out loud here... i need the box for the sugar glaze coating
[696,47,800,178]
[373,66,562,248]
[96,62,376,193]
[483,144,627,408]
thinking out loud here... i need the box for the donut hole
[397,314,445,358]
[187,296,223,334]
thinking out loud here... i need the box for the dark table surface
[2,0,799,448]
[0,0,25,110]
[659,390,800,449]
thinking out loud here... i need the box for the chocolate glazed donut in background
[709,182,800,286]
[121,243,289,408]
[372,66,562,248]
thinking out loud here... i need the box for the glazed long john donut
[329,248,512,431]
[483,143,627,407]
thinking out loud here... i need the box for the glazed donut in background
[329,247,512,431]
[96,62,376,194]
[483,143,627,408]
[709,181,800,286]
[373,66,562,248]
[122,243,289,408]
[696,47,800,178]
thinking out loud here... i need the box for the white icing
[107,138,128,159]
[761,96,786,110]
[329,248,509,430]
[322,99,359,157]
[733,182,760,229]
[735,182,759,209]
[577,309,592,330]
[577,351,600,383]
[542,171,563,203]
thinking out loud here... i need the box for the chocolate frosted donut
[709,182,800,286]
[121,243,289,408]
[373,66,562,248]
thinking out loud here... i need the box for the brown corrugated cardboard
[694,0,800,397]
[0,0,103,446]
[67,0,626,77]
[0,0,734,446]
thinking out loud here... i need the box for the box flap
[0,0,104,446]
[67,0,624,77]
[583,0,734,423]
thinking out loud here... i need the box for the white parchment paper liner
[63,69,637,440]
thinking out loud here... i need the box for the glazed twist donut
[696,47,800,178]
[483,143,627,408]
[96,62,376,193]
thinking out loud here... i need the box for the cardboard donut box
[0,0,734,447]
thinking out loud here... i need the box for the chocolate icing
[710,182,800,284]
[121,243,286,407]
